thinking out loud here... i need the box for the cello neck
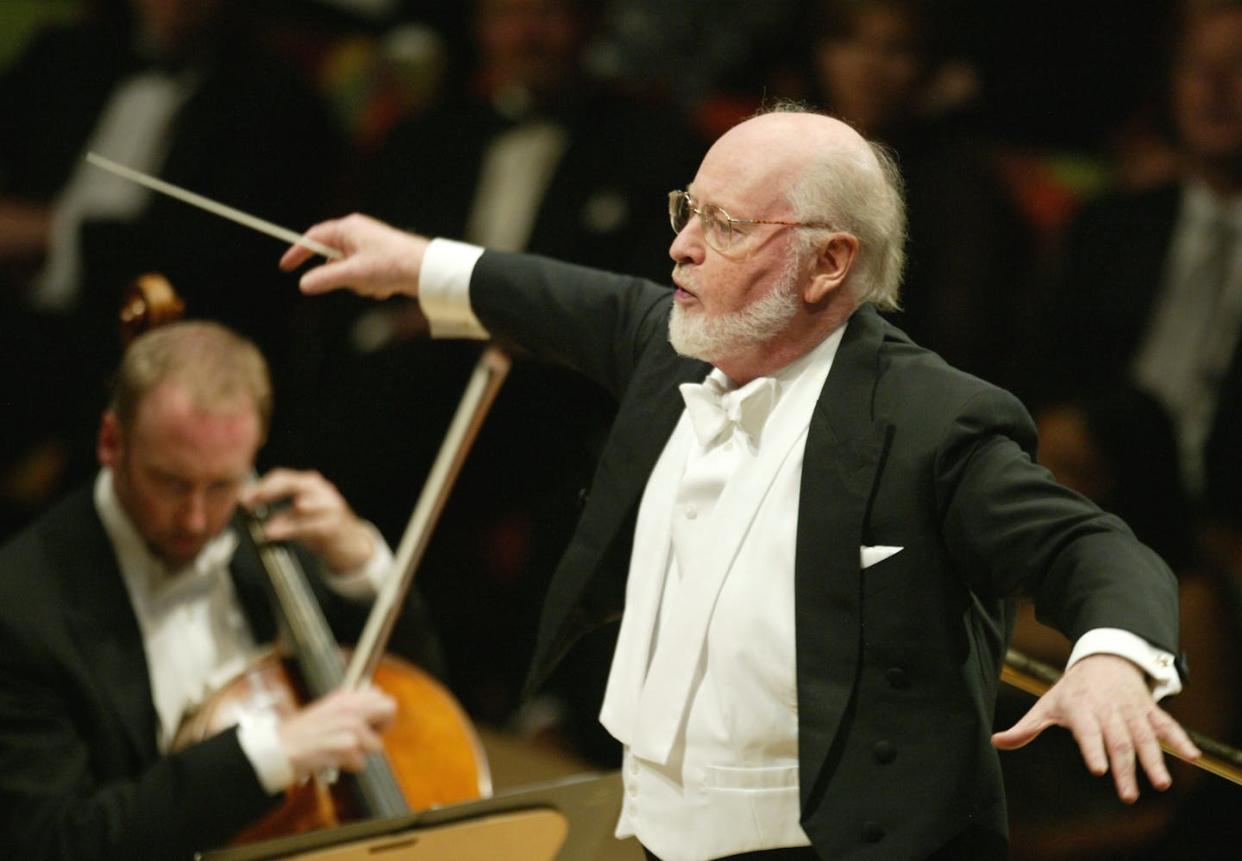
[244,510,410,819]
[245,514,344,695]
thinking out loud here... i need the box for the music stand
[197,771,623,861]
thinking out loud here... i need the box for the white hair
[769,102,908,310]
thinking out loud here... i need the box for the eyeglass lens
[670,191,688,232]
[670,191,729,248]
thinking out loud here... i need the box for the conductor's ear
[803,232,859,305]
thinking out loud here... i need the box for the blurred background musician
[1039,0,1242,526]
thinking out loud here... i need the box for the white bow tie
[149,529,238,606]
[679,375,778,449]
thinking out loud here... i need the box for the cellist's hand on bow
[992,654,1200,803]
[280,214,429,301]
[241,469,376,573]
[278,687,396,779]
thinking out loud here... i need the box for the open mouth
[673,277,699,302]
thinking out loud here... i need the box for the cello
[120,274,493,842]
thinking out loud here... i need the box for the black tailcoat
[468,251,1179,859]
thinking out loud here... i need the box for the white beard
[668,258,802,364]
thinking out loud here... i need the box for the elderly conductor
[282,105,1199,861]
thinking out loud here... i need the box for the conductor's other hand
[992,653,1200,803]
[278,688,397,779]
[241,468,376,573]
[280,214,429,300]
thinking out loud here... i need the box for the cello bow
[343,345,512,692]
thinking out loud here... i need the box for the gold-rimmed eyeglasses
[668,189,835,252]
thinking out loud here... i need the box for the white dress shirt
[416,238,1182,859]
[94,469,393,793]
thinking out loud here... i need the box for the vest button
[886,666,910,689]
[873,740,897,764]
[862,821,885,843]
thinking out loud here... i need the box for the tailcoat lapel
[528,344,708,690]
[58,494,160,764]
[795,306,891,809]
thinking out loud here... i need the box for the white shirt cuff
[237,709,295,794]
[325,522,394,601]
[419,238,489,339]
[1067,627,1182,701]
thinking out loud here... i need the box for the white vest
[599,330,844,861]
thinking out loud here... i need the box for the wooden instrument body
[174,648,490,843]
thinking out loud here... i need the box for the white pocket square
[860,545,904,569]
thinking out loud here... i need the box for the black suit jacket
[0,486,368,860]
[1043,185,1182,394]
[1041,183,1242,520]
[467,251,1180,859]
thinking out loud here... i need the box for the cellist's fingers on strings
[243,468,376,572]
[280,213,430,301]
[244,468,345,527]
[278,688,397,780]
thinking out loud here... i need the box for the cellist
[0,319,413,860]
